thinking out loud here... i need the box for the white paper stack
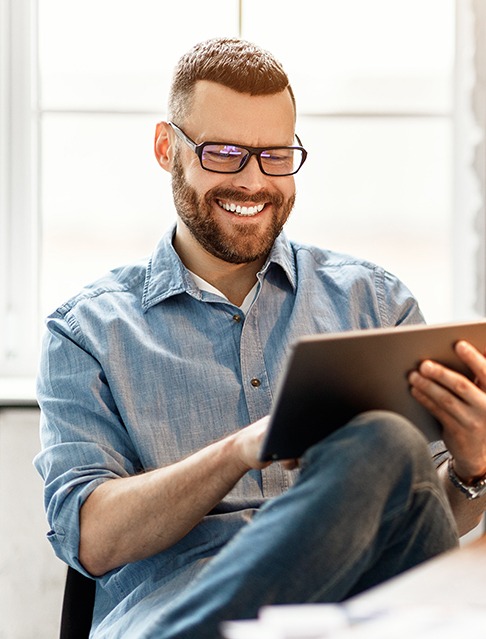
[221,604,349,639]
[220,603,486,639]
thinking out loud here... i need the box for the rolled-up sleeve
[34,311,141,574]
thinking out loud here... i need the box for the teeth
[218,201,265,216]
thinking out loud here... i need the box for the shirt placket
[239,303,294,498]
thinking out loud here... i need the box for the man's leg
[126,412,459,638]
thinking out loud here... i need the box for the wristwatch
[447,458,486,500]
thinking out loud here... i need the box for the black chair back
[59,566,96,639]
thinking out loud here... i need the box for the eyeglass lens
[200,144,304,175]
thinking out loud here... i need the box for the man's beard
[171,154,295,264]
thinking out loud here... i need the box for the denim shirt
[34,226,424,630]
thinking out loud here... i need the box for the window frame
[453,0,486,318]
[0,0,40,379]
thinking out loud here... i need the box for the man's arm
[79,417,270,577]
[408,340,486,535]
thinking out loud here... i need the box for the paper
[220,603,486,639]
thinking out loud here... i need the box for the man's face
[169,81,297,265]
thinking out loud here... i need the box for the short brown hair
[168,38,296,123]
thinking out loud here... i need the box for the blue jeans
[115,411,459,638]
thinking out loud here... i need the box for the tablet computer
[259,320,486,461]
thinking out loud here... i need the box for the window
[0,0,39,378]
[1,0,483,379]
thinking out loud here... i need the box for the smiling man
[157,78,299,304]
[35,38,486,639]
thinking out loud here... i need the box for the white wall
[0,408,65,639]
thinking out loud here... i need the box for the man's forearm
[79,431,255,576]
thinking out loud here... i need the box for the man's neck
[173,231,266,307]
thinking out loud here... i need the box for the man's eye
[203,146,245,162]
[261,150,293,162]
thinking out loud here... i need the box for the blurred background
[0,1,485,637]
[2,0,486,383]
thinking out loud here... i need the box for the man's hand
[233,416,299,471]
[232,416,273,471]
[408,340,486,482]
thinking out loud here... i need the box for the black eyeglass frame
[168,121,307,176]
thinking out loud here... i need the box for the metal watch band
[447,457,486,500]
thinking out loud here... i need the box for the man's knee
[348,409,431,458]
[304,410,435,484]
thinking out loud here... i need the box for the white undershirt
[189,271,258,315]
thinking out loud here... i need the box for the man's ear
[154,121,174,172]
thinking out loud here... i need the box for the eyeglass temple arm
[168,122,197,151]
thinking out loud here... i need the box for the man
[35,38,486,638]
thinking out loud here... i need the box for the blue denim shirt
[34,226,424,631]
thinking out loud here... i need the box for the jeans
[102,411,459,639]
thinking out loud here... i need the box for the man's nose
[229,154,267,191]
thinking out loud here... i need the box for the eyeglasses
[168,122,307,176]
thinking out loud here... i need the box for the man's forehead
[191,80,293,110]
[187,81,295,144]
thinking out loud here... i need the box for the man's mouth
[217,200,266,217]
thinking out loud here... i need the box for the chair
[59,566,96,639]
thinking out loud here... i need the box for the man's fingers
[455,340,486,390]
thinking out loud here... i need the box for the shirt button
[232,314,242,323]
[250,378,261,388]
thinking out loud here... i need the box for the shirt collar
[142,223,297,311]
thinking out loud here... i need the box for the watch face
[472,481,486,499]
[448,459,486,500]
[464,477,486,500]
